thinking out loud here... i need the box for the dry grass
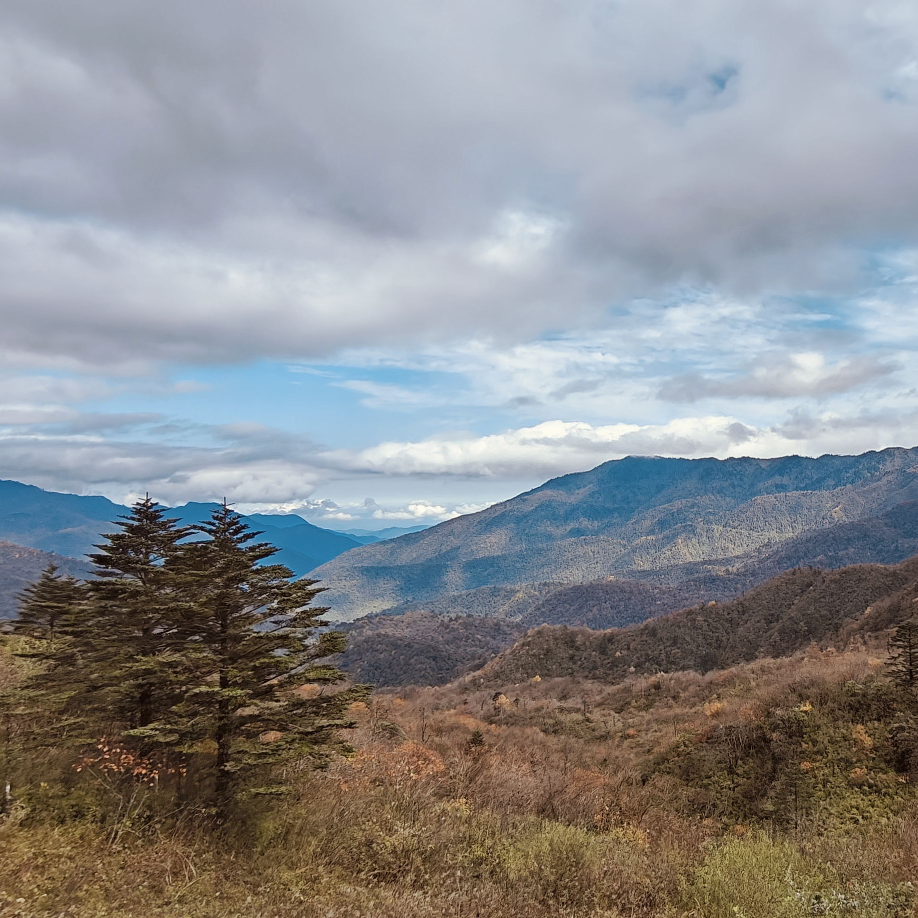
[2,645,918,917]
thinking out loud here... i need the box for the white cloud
[322,411,918,480]
[324,417,744,478]
[372,501,453,521]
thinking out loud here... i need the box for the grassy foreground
[2,644,918,917]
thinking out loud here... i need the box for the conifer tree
[174,503,368,806]
[14,564,83,645]
[85,496,191,730]
[889,618,918,692]
[8,565,92,749]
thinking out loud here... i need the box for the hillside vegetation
[4,639,918,917]
[478,557,918,685]
[337,501,918,687]
[339,611,527,687]
[315,449,918,619]
[338,578,738,687]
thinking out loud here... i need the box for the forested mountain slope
[524,498,918,629]
[336,501,918,686]
[338,578,742,686]
[339,611,526,687]
[476,556,918,685]
[315,448,918,620]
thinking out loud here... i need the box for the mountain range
[338,500,918,686]
[315,448,918,621]
[0,481,428,618]
[342,522,918,689]
[0,479,370,576]
[6,448,918,682]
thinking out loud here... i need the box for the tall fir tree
[7,498,366,814]
[174,503,368,807]
[85,496,191,731]
[889,618,918,692]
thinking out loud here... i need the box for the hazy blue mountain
[0,480,124,559]
[344,534,380,545]
[314,448,918,620]
[169,502,361,572]
[244,512,312,529]
[0,482,361,577]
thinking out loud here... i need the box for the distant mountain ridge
[315,448,918,620]
[166,502,360,574]
[0,480,365,582]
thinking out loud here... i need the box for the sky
[2,1,918,528]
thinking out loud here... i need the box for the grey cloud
[772,406,918,442]
[658,355,897,402]
[0,410,328,504]
[505,396,543,409]
[548,378,606,400]
[726,422,757,443]
[1,2,918,367]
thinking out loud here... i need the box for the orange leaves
[849,766,869,786]
[702,700,727,719]
[73,739,186,786]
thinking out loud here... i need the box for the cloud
[2,1,918,368]
[0,418,326,506]
[322,417,757,479]
[363,499,491,521]
[659,353,898,402]
[334,380,440,409]
[304,290,895,418]
[372,500,452,521]
[772,406,918,441]
[322,409,918,480]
